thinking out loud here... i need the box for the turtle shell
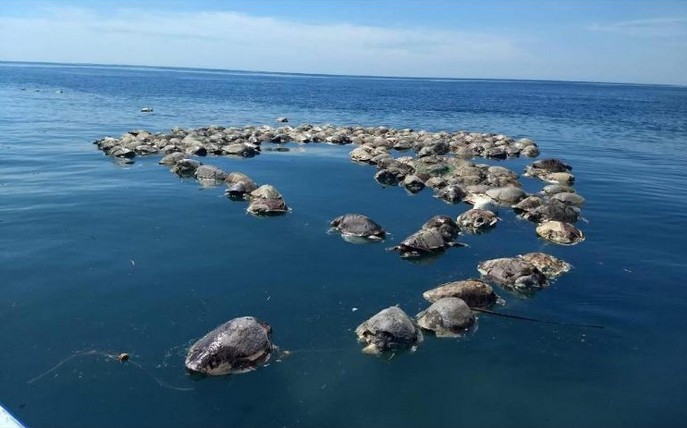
[330,214,386,239]
[185,316,273,375]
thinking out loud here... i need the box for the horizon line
[1,60,684,89]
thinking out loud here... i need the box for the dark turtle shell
[185,316,273,375]
[422,215,460,240]
[416,297,475,337]
[355,306,423,354]
[477,257,549,292]
[330,214,386,240]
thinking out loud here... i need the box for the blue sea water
[1,62,686,428]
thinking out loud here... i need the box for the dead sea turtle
[194,165,228,185]
[477,257,549,292]
[421,215,460,240]
[536,221,585,245]
[330,214,386,242]
[171,159,201,177]
[355,306,423,355]
[457,209,499,233]
[551,192,586,206]
[520,199,581,223]
[185,316,274,375]
[224,172,258,200]
[416,297,475,337]
[247,197,288,216]
[250,184,283,200]
[422,279,498,308]
[390,227,464,259]
[518,252,572,278]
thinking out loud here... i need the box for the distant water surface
[1,63,686,428]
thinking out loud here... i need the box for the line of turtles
[93,120,586,375]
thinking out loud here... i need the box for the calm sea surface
[1,63,686,428]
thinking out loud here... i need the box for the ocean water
[1,62,686,428]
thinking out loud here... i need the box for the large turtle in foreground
[185,316,274,375]
[416,297,475,337]
[355,306,423,355]
[330,214,386,242]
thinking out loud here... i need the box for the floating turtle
[550,192,586,206]
[330,214,386,242]
[250,184,283,200]
[520,199,581,223]
[390,227,464,259]
[477,257,549,292]
[457,209,499,233]
[541,184,575,196]
[434,185,467,204]
[536,221,585,245]
[416,297,475,337]
[171,159,201,177]
[159,152,186,166]
[527,158,572,174]
[401,175,425,194]
[544,172,575,185]
[185,316,274,375]
[355,306,423,355]
[485,186,527,206]
[224,172,258,200]
[247,197,288,216]
[195,165,228,185]
[512,195,543,212]
[422,215,460,240]
[518,252,572,278]
[422,279,498,308]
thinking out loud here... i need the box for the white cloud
[0,6,527,78]
[588,17,687,38]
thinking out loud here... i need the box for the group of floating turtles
[93,119,586,375]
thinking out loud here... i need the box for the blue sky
[0,1,685,84]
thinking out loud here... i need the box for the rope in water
[27,350,193,391]
[472,308,605,329]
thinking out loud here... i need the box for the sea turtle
[171,159,201,177]
[527,158,572,174]
[330,214,386,242]
[518,252,572,278]
[485,186,527,206]
[247,197,288,216]
[477,257,549,292]
[434,185,467,204]
[536,221,585,245]
[185,316,274,375]
[421,215,460,240]
[541,184,575,196]
[159,152,186,166]
[224,172,258,200]
[550,192,586,206]
[512,195,543,212]
[250,184,283,200]
[544,172,575,185]
[194,165,228,184]
[456,209,499,233]
[355,306,423,355]
[390,227,464,259]
[401,175,425,194]
[520,199,581,223]
[416,298,475,337]
[422,279,498,308]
